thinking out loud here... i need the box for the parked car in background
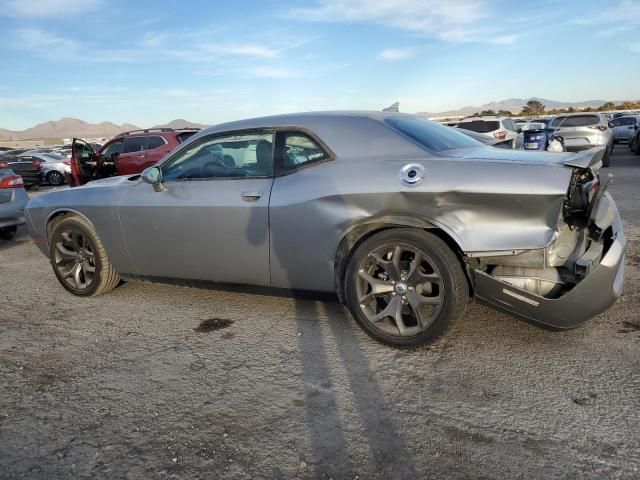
[0,166,29,240]
[455,128,514,148]
[609,115,639,144]
[547,113,613,166]
[0,155,43,189]
[26,112,625,347]
[628,119,640,154]
[456,116,523,148]
[0,148,30,157]
[70,128,200,186]
[21,151,71,186]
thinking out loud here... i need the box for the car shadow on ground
[0,226,31,252]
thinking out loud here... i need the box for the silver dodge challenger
[25,112,626,346]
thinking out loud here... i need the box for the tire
[49,215,120,296]
[344,228,468,347]
[46,170,65,186]
[603,145,611,167]
[0,226,17,240]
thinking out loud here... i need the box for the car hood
[76,175,140,189]
[442,146,573,167]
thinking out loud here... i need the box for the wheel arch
[333,214,472,303]
[45,208,93,241]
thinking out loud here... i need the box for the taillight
[0,161,8,168]
[0,175,24,189]
[493,131,507,140]
[588,125,608,132]
[63,161,71,166]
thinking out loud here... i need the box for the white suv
[456,116,522,149]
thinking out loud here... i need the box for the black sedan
[0,155,43,189]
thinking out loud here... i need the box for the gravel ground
[1,148,639,479]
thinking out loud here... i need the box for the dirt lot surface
[1,148,639,479]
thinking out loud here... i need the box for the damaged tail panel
[472,146,626,329]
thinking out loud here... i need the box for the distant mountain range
[417,97,620,118]
[151,119,209,130]
[0,98,631,139]
[0,118,210,140]
[0,118,140,140]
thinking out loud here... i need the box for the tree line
[469,100,640,118]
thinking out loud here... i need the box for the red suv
[70,128,199,186]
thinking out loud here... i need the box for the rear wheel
[0,226,17,240]
[345,229,468,347]
[49,216,120,296]
[46,170,65,186]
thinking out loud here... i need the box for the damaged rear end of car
[471,146,626,329]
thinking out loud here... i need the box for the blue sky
[0,0,639,129]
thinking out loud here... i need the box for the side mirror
[608,122,614,129]
[517,127,522,133]
[141,166,164,192]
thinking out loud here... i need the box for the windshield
[549,115,599,128]
[385,116,480,152]
[457,120,500,133]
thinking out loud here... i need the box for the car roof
[193,111,431,161]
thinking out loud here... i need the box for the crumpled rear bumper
[473,193,626,329]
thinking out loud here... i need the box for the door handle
[241,191,262,202]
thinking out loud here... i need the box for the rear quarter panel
[25,179,137,273]
[269,156,571,291]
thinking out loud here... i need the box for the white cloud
[630,43,640,54]
[1,0,101,17]
[246,66,298,79]
[288,0,488,42]
[377,48,414,61]
[575,0,640,25]
[202,43,279,58]
[16,28,80,57]
[491,34,518,45]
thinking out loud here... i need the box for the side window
[622,118,636,126]
[281,132,329,171]
[162,130,274,180]
[504,119,515,131]
[101,140,123,157]
[147,136,166,150]
[123,136,148,153]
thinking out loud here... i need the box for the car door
[118,129,275,286]
[117,135,148,175]
[71,138,97,185]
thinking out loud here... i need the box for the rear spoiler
[562,146,606,170]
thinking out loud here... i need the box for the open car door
[70,138,96,186]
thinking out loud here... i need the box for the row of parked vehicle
[0,147,75,188]
[446,111,640,166]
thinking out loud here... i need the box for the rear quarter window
[385,117,480,152]
[177,132,197,143]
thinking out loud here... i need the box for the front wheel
[49,216,120,296]
[345,229,468,347]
